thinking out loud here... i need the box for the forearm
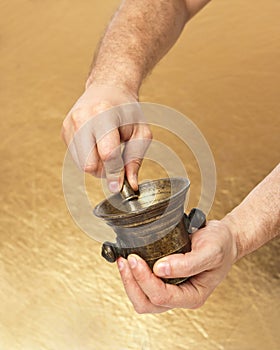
[87,0,210,94]
[223,163,280,261]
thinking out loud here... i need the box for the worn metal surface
[96,177,197,284]
[1,0,280,349]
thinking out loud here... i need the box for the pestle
[120,177,140,212]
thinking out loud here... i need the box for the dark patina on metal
[94,177,206,284]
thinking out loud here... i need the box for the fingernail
[109,181,119,193]
[128,255,138,269]
[117,259,124,271]
[155,261,171,276]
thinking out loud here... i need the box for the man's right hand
[61,84,152,192]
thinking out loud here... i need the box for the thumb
[97,129,124,193]
[153,248,216,279]
[123,138,151,191]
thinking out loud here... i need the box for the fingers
[62,106,124,190]
[123,133,152,191]
[118,104,152,190]
[62,107,101,175]
[153,229,224,279]
[125,255,198,309]
[62,87,152,192]
[117,257,169,314]
[116,222,236,313]
[72,126,99,173]
[97,129,124,192]
[117,255,208,311]
[153,251,213,279]
[153,250,217,280]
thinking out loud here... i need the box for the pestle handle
[120,177,139,202]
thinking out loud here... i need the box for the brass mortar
[94,177,206,284]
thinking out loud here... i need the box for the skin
[117,165,280,313]
[62,0,280,313]
[62,0,210,192]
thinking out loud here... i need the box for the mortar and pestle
[94,177,206,285]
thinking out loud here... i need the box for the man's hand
[61,0,212,192]
[117,220,238,313]
[61,84,152,192]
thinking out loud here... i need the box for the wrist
[86,63,141,99]
[221,213,243,263]
[85,79,140,105]
[86,77,139,102]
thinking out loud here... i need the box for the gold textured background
[0,1,279,349]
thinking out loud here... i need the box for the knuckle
[98,147,113,162]
[132,124,153,141]
[71,109,85,130]
[183,256,195,276]
[149,294,169,307]
[84,163,99,175]
[189,299,205,310]
[61,119,71,139]
[133,273,147,286]
[61,119,68,133]
[121,279,130,291]
[143,126,153,140]
[92,101,113,114]
[130,158,142,167]
[61,125,67,141]
[98,145,122,167]
[213,245,224,266]
[134,304,148,314]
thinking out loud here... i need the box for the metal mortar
[94,177,206,284]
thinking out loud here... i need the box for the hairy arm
[117,164,280,313]
[62,0,211,191]
[223,163,280,261]
[87,0,211,94]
